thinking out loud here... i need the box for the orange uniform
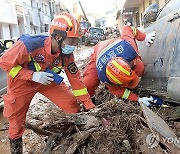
[83,25,146,101]
[0,34,94,139]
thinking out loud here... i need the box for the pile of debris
[23,85,180,154]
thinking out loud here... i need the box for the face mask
[61,45,76,54]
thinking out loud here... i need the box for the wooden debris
[65,128,98,154]
[25,122,53,136]
[140,103,180,151]
[43,133,62,154]
[44,114,100,131]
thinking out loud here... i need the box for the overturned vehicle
[138,0,180,102]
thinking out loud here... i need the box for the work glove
[138,96,154,106]
[145,31,156,47]
[32,72,54,85]
[138,96,163,107]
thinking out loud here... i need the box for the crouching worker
[83,22,159,107]
[0,12,95,154]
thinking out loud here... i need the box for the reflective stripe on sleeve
[72,88,88,96]
[122,88,131,99]
[131,27,137,36]
[28,55,31,61]
[34,62,41,72]
[28,55,41,72]
[9,65,22,78]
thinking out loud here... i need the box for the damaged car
[137,0,180,102]
[0,40,14,95]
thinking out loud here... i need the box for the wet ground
[0,112,9,154]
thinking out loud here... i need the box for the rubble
[21,86,180,154]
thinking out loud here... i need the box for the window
[9,25,12,39]
[45,24,49,32]
[135,11,140,27]
[52,2,55,13]
[42,3,49,15]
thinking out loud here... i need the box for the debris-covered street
[0,46,180,154]
[0,0,180,153]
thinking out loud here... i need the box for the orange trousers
[2,82,80,139]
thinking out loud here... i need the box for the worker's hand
[32,72,54,85]
[138,96,154,106]
[145,31,156,47]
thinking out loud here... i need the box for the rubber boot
[9,137,22,154]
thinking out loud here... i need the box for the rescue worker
[0,12,95,153]
[83,23,157,106]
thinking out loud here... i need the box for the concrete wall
[22,0,52,34]
[0,22,20,40]
[0,0,19,40]
[0,1,17,24]
[0,0,54,40]
[0,23,11,39]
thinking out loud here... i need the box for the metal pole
[78,0,88,21]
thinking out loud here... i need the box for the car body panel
[137,0,180,101]
[0,40,14,96]
[0,68,7,95]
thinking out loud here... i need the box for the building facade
[0,0,19,40]
[0,0,66,41]
[120,0,169,28]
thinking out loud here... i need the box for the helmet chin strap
[57,38,64,50]
[57,37,66,67]
[51,31,66,50]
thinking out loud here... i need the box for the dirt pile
[43,99,143,154]
[0,85,178,153]
[23,86,173,154]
